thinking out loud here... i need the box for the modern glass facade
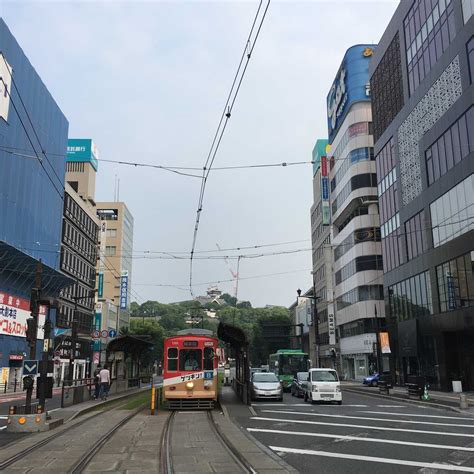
[370,1,474,390]
[0,20,69,374]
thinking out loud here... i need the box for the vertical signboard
[328,313,336,346]
[320,156,330,225]
[447,272,456,310]
[120,271,128,310]
[0,54,12,122]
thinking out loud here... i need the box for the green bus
[269,349,310,391]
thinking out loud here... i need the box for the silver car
[250,372,283,401]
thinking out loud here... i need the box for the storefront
[340,333,377,380]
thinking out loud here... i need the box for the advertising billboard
[320,156,330,225]
[327,45,376,144]
[312,138,328,177]
[120,271,129,310]
[67,138,99,171]
[0,54,12,122]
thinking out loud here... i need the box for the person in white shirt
[99,365,111,401]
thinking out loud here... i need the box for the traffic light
[26,318,37,346]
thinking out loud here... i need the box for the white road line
[0,416,8,419]
[261,409,474,428]
[253,404,368,407]
[0,426,6,430]
[248,427,474,452]
[269,446,474,472]
[376,405,405,408]
[360,411,474,421]
[251,416,474,439]
[47,408,60,413]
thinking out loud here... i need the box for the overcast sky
[2,0,398,308]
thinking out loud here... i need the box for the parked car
[250,372,283,401]
[363,373,380,387]
[304,368,342,405]
[291,372,309,398]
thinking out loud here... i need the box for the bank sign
[327,45,375,144]
[67,138,99,171]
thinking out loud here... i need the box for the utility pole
[38,304,54,412]
[67,298,78,385]
[25,260,42,413]
[375,305,382,374]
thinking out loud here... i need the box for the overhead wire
[189,0,271,297]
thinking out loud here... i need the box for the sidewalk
[342,381,474,413]
[218,385,297,472]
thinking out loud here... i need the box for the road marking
[0,416,8,419]
[248,427,474,452]
[253,404,368,407]
[376,405,405,408]
[47,408,60,413]
[361,411,474,421]
[269,446,474,472]
[0,426,6,430]
[261,410,474,428]
[251,417,474,439]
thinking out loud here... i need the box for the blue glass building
[0,19,71,378]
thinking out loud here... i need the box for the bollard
[460,393,469,409]
[151,386,156,415]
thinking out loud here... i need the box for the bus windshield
[279,354,308,376]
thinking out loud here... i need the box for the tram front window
[279,355,307,376]
[180,349,202,371]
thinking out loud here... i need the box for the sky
[1,0,399,308]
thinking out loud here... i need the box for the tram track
[0,399,144,472]
[160,409,255,474]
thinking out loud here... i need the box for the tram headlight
[186,381,194,390]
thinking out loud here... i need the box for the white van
[304,368,342,405]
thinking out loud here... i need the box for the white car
[304,368,342,405]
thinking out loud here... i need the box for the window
[105,246,116,256]
[430,175,474,247]
[388,271,433,322]
[334,228,381,261]
[426,107,473,185]
[336,285,384,311]
[335,255,383,285]
[179,349,202,371]
[404,0,456,95]
[106,229,117,238]
[462,0,474,23]
[331,148,374,191]
[405,211,428,261]
[167,348,178,371]
[468,37,474,82]
[332,173,377,214]
[436,251,474,312]
[204,348,214,370]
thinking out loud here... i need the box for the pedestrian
[93,366,101,400]
[99,364,111,401]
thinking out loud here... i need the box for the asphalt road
[242,389,474,473]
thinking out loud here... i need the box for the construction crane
[216,243,241,300]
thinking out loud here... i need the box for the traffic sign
[23,360,38,375]
[109,329,117,338]
[101,330,108,338]
[92,330,100,339]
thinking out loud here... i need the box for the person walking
[93,366,101,400]
[99,365,111,401]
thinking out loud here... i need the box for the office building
[370,0,473,390]
[327,45,386,380]
[0,19,70,384]
[310,139,338,369]
[96,202,134,330]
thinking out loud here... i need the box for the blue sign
[321,177,329,200]
[54,328,71,337]
[66,138,99,171]
[327,45,376,144]
[120,272,128,310]
[204,371,213,380]
[447,273,456,310]
[109,329,117,338]
[93,340,101,351]
[23,360,38,375]
[98,273,104,298]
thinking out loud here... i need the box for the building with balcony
[327,45,386,381]
[370,0,474,390]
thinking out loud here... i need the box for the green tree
[129,318,165,368]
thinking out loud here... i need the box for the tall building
[0,19,70,384]
[370,1,474,390]
[96,202,134,330]
[327,45,386,381]
[310,139,338,369]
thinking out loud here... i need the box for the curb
[63,386,151,423]
[343,387,473,414]
[219,404,298,473]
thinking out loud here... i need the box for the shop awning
[106,335,154,354]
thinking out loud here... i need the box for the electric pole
[25,260,42,413]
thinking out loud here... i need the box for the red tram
[163,329,218,409]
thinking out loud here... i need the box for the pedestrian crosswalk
[247,403,474,472]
